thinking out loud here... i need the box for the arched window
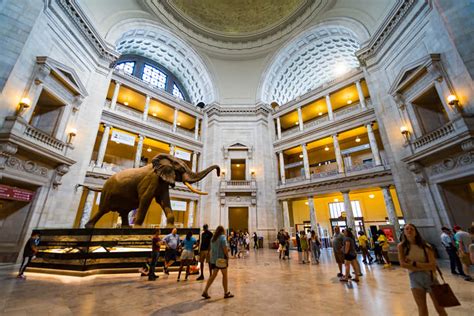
[113,55,189,101]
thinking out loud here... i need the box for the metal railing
[24,125,65,151]
[413,122,455,149]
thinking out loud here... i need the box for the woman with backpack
[398,224,446,316]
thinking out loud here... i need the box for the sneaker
[463,276,472,281]
[148,276,157,281]
[451,271,459,275]
[362,260,367,264]
[196,275,204,281]
[164,268,169,275]
[17,274,26,279]
[337,273,343,277]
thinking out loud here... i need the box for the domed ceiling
[164,0,309,37]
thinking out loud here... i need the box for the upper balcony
[219,179,257,193]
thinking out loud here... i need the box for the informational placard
[170,200,187,211]
[110,130,135,146]
[0,184,35,202]
[174,149,191,161]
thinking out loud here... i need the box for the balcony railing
[413,122,455,149]
[285,175,306,183]
[220,179,257,191]
[176,126,195,138]
[24,125,66,151]
[146,115,173,131]
[281,125,301,138]
[303,115,329,130]
[345,161,376,173]
[88,160,128,175]
[333,102,362,119]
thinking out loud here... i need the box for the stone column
[355,80,366,108]
[187,200,195,228]
[96,124,112,167]
[276,117,282,140]
[191,151,198,172]
[326,95,334,120]
[143,95,150,121]
[341,190,356,232]
[302,143,310,180]
[173,108,179,132]
[169,144,175,156]
[308,196,317,231]
[110,82,121,110]
[366,123,382,166]
[381,186,401,239]
[282,200,290,232]
[134,134,144,168]
[79,189,95,228]
[332,134,344,173]
[194,118,200,140]
[297,107,303,131]
[278,151,286,184]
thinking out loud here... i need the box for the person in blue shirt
[177,231,197,281]
[163,227,180,275]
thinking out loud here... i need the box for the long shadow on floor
[150,299,208,315]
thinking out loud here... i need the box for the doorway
[231,159,246,180]
[228,207,248,232]
[440,177,474,227]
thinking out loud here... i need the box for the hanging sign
[0,184,35,202]
[171,200,187,211]
[110,130,135,146]
[174,149,191,161]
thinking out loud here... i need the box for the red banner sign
[0,184,35,202]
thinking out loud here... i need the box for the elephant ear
[151,154,176,187]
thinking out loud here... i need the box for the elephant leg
[158,188,175,227]
[134,195,153,226]
[85,202,107,228]
[120,212,130,227]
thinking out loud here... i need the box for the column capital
[102,123,113,129]
[114,81,121,87]
[307,195,314,200]
[380,185,391,190]
[340,189,350,194]
[145,95,151,100]
[332,133,339,138]
[138,134,145,140]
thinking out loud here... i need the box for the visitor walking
[277,230,286,259]
[377,229,391,268]
[332,226,344,277]
[284,231,291,259]
[229,232,238,258]
[148,229,161,281]
[453,225,473,281]
[440,227,466,277]
[163,228,180,275]
[177,231,197,281]
[300,231,309,264]
[202,225,234,299]
[253,232,258,249]
[358,231,373,264]
[197,224,213,281]
[309,230,321,264]
[398,223,447,316]
[17,232,40,279]
[340,228,361,282]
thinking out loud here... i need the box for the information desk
[28,228,200,275]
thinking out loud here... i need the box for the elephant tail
[76,184,102,192]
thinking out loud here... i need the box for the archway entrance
[228,207,248,232]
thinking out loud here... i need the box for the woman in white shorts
[178,231,197,281]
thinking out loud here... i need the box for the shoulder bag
[430,266,461,307]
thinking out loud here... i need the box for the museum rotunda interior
[0,0,473,315]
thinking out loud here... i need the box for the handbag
[430,266,461,308]
[216,258,228,268]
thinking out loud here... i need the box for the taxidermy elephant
[85,154,220,228]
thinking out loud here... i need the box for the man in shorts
[453,225,473,281]
[163,227,180,275]
[197,224,213,280]
[332,226,345,277]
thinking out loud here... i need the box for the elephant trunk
[185,165,220,183]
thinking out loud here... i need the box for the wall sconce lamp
[447,95,458,106]
[67,128,77,144]
[250,169,256,177]
[221,170,226,178]
[17,97,31,116]
[400,126,410,143]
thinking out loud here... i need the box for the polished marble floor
[0,249,473,315]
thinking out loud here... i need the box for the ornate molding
[3,155,49,178]
[52,164,70,188]
[0,143,18,169]
[430,151,473,176]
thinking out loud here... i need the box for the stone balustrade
[281,125,300,137]
[303,115,329,129]
[176,126,195,138]
[115,103,143,120]
[413,122,455,149]
[24,125,66,151]
[333,102,362,119]
[345,161,376,173]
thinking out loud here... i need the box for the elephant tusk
[184,182,208,195]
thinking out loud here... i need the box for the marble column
[194,118,200,140]
[367,123,382,166]
[308,196,317,231]
[326,95,334,120]
[341,190,356,232]
[381,186,401,239]
[332,134,344,173]
[278,151,286,184]
[110,82,121,110]
[191,151,198,172]
[134,134,144,168]
[142,95,150,121]
[96,124,111,167]
[173,108,179,132]
[355,80,366,108]
[302,143,310,180]
[169,144,175,156]
[187,200,195,228]
[79,189,95,228]
[276,117,282,140]
[297,107,303,131]
[282,200,290,232]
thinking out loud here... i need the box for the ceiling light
[124,102,129,106]
[369,194,375,199]
[177,122,181,126]
[147,148,152,152]
[324,146,329,151]
[152,113,157,117]
[334,198,339,202]
[299,154,303,158]
[236,164,240,167]
[347,100,352,105]
[295,122,299,125]
[355,136,361,143]
[318,112,323,116]
[305,202,309,205]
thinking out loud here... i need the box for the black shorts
[210,263,227,270]
[344,253,357,261]
[165,248,178,261]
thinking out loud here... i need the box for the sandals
[201,293,211,299]
[224,292,234,299]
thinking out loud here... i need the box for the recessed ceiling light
[236,164,240,167]
[177,122,181,126]
[295,122,299,125]
[318,112,323,116]
[334,198,339,202]
[299,154,303,158]
[147,148,152,152]
[355,136,361,143]
[305,202,309,205]
[369,194,375,199]
[324,146,329,151]
[152,113,157,117]
[347,100,352,105]
[124,102,129,106]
